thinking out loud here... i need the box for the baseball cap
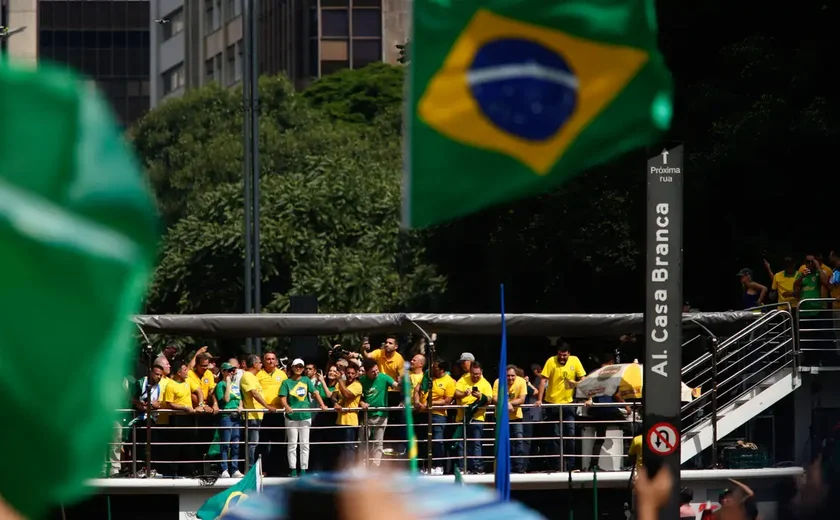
[292,358,305,367]
[736,268,754,277]
[220,362,234,370]
[458,352,476,362]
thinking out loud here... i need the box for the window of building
[321,10,349,38]
[163,8,185,40]
[235,42,243,82]
[352,0,381,6]
[352,39,381,69]
[320,40,349,76]
[214,0,222,30]
[226,45,236,85]
[215,54,223,83]
[162,64,185,95]
[235,0,243,17]
[205,57,215,83]
[351,9,381,38]
[204,0,216,33]
[322,0,350,6]
[320,59,349,76]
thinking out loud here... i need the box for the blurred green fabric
[0,58,159,518]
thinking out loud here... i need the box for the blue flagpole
[495,284,511,501]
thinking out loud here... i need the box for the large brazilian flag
[403,1,673,228]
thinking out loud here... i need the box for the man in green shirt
[278,359,328,476]
[215,362,244,478]
[359,358,399,467]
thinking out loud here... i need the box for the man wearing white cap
[278,358,329,477]
[458,352,475,375]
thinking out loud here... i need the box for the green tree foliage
[131,75,444,315]
[302,62,405,124]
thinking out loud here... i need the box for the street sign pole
[643,143,684,520]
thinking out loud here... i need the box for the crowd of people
[737,252,840,316]
[111,338,647,479]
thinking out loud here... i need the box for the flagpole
[494,284,511,501]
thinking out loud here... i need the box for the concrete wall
[382,0,409,64]
[6,0,38,66]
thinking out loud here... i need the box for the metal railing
[104,402,647,478]
[796,298,840,356]
[680,309,795,464]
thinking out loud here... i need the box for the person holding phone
[453,362,493,474]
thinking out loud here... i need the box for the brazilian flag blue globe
[0,57,159,518]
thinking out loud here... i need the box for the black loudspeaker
[290,295,319,365]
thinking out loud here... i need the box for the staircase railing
[680,309,796,462]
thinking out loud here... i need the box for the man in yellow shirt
[161,360,196,476]
[187,352,217,464]
[240,354,277,468]
[493,365,528,473]
[629,434,643,474]
[536,342,586,471]
[335,364,364,465]
[764,257,800,309]
[256,352,287,475]
[413,359,455,475]
[453,362,493,474]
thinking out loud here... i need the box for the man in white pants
[278,358,329,477]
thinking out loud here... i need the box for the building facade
[2,0,151,127]
[149,0,409,108]
[1,0,38,65]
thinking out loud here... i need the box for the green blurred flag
[403,0,673,228]
[0,59,159,518]
[197,459,263,520]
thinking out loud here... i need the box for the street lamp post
[242,0,262,354]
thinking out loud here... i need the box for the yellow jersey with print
[419,374,456,417]
[493,376,528,420]
[629,435,643,472]
[257,368,287,407]
[160,379,192,425]
[772,270,800,309]
[541,355,586,404]
[369,349,405,391]
[410,371,424,391]
[240,371,264,420]
[455,376,493,422]
[337,380,363,426]
[188,369,216,403]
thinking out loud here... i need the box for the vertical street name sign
[643,144,684,520]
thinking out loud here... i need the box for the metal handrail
[681,310,789,375]
[104,403,648,478]
[680,309,795,460]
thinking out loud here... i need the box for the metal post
[710,336,720,468]
[558,405,565,472]
[462,413,468,472]
[642,143,684,520]
[426,337,436,473]
[362,411,370,468]
[242,0,254,354]
[249,0,262,356]
[131,424,137,477]
[244,418,251,471]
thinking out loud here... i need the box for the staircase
[679,310,800,463]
